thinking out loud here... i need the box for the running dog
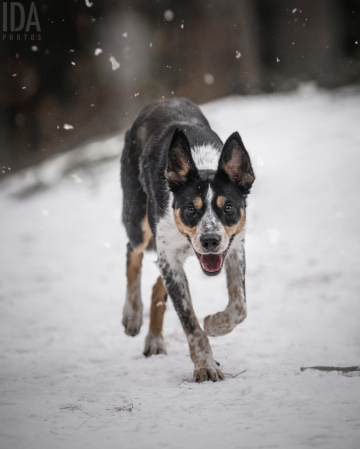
[120,98,255,382]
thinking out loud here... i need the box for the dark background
[1,0,360,174]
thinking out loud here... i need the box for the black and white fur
[120,98,255,382]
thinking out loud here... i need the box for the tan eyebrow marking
[216,196,226,208]
[193,197,203,209]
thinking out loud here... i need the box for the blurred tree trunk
[258,0,345,90]
[158,0,261,101]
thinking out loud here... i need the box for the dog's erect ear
[218,132,255,190]
[165,129,197,187]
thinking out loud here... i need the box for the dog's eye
[186,205,196,216]
[224,203,234,214]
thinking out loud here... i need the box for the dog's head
[165,129,255,276]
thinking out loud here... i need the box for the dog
[120,98,255,382]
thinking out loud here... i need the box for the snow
[164,10,174,22]
[109,56,120,71]
[1,89,360,448]
[204,73,215,85]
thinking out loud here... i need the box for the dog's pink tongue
[200,254,223,272]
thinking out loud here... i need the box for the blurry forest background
[1,0,360,174]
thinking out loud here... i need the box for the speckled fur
[120,98,255,382]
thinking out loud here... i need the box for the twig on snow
[300,366,360,373]
[223,370,247,378]
[115,400,133,412]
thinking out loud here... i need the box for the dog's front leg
[204,247,247,337]
[157,251,224,382]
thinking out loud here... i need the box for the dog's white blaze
[196,185,217,236]
[191,145,220,171]
[204,185,217,229]
[206,183,214,202]
[193,184,228,253]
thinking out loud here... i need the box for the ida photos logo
[3,2,41,41]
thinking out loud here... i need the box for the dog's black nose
[200,234,220,251]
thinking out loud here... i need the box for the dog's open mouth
[195,251,227,276]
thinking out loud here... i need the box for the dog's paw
[122,305,142,337]
[193,359,224,383]
[143,332,167,357]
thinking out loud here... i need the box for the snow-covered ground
[1,89,360,449]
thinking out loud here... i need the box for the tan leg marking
[126,216,152,309]
[126,250,143,312]
[144,276,168,357]
[149,276,167,336]
[123,215,152,336]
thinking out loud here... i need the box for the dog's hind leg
[121,130,151,336]
[122,243,143,336]
[143,276,167,356]
[122,217,152,337]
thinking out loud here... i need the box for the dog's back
[126,98,213,152]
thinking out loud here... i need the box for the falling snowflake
[276,57,280,62]
[84,0,93,7]
[63,124,74,130]
[94,48,103,56]
[235,51,241,59]
[164,10,174,21]
[109,56,120,71]
[31,46,38,52]
[204,73,214,85]
[122,32,128,38]
[71,173,83,184]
